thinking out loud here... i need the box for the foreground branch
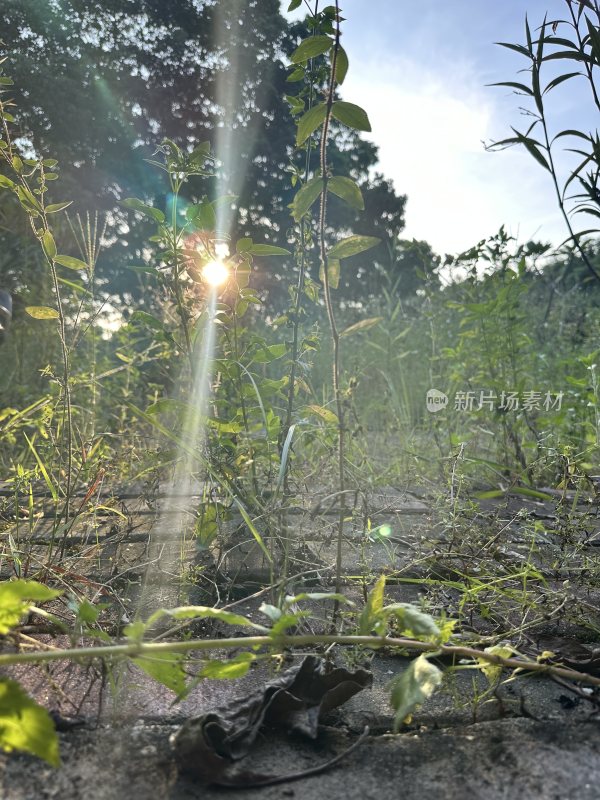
[2,633,600,688]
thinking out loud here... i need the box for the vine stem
[3,633,600,688]
[318,1,346,615]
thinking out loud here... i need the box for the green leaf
[252,343,287,363]
[24,432,58,502]
[359,574,386,635]
[0,174,15,190]
[306,404,338,424]
[287,66,305,82]
[189,141,211,163]
[236,236,254,253]
[25,306,59,320]
[54,255,87,271]
[131,310,165,332]
[0,679,60,766]
[328,235,380,260]
[249,243,291,256]
[291,176,323,221]
[384,604,441,640]
[390,655,443,731]
[296,103,328,145]
[41,231,57,260]
[328,176,364,209]
[290,35,332,64]
[199,653,254,680]
[288,0,302,9]
[510,486,554,501]
[340,317,382,337]
[186,200,216,231]
[145,605,268,632]
[477,645,515,684]
[0,580,61,635]
[121,198,165,224]
[331,101,371,132]
[131,652,187,695]
[45,201,73,214]
[335,46,349,84]
[319,258,341,288]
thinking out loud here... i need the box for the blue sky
[284,0,596,256]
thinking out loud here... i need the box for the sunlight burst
[202,259,229,287]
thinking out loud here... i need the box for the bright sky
[284,0,597,256]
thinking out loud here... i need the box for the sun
[201,260,229,287]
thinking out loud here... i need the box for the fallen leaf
[171,655,372,785]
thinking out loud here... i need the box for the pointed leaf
[121,198,165,224]
[290,176,323,220]
[319,258,341,288]
[335,46,349,84]
[55,255,87,271]
[290,35,332,64]
[391,655,443,731]
[41,231,56,260]
[296,103,328,145]
[359,574,386,635]
[131,652,187,695]
[586,17,600,64]
[328,235,380,260]
[331,101,371,132]
[328,176,364,209]
[0,680,60,766]
[45,201,73,214]
[25,306,59,320]
[249,243,291,256]
[0,174,15,189]
[543,72,580,93]
[489,81,533,95]
[340,317,382,337]
[306,404,338,424]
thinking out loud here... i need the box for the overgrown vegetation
[0,0,599,773]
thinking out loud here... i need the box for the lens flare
[202,260,229,287]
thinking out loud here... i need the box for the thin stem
[318,2,346,613]
[3,633,600,688]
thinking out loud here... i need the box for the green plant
[489,0,600,283]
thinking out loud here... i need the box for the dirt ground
[1,485,600,798]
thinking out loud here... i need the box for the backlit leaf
[328,175,364,209]
[335,46,349,84]
[121,198,165,224]
[359,574,386,635]
[328,235,380,260]
[249,243,291,256]
[41,231,56,260]
[296,103,328,145]
[25,306,59,320]
[0,680,60,766]
[306,404,338,424]
[340,317,382,337]
[291,176,323,220]
[45,201,73,214]
[390,655,443,731]
[0,580,61,635]
[290,35,332,64]
[331,101,371,132]
[55,255,87,271]
[132,652,187,695]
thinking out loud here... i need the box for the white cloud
[344,56,566,256]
